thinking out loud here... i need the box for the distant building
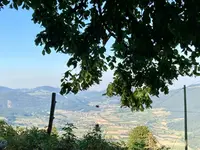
[7,100,12,108]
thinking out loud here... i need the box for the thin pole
[47,92,56,135]
[184,85,188,150]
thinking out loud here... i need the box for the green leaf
[2,0,9,5]
[46,47,51,54]
[106,84,114,97]
[103,65,108,71]
[106,56,111,62]
[108,62,114,70]
[99,47,106,53]
[16,0,23,6]
[42,50,45,55]
[13,2,18,10]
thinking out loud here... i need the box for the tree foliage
[128,126,152,149]
[127,126,170,150]
[1,0,200,110]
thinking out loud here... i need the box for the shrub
[128,126,163,150]
[58,123,78,150]
[0,120,17,139]
[79,124,126,150]
[6,127,59,150]
[0,121,169,150]
[0,137,7,150]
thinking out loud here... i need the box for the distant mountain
[0,86,14,92]
[33,86,60,93]
[1,84,200,126]
[0,86,97,115]
[187,83,200,88]
[1,85,199,111]
[152,85,200,112]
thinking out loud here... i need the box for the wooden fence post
[47,92,56,135]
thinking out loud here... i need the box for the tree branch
[96,1,128,49]
[96,1,114,44]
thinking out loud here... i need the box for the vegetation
[0,120,169,150]
[0,121,125,150]
[2,87,196,148]
[128,126,154,149]
[1,0,200,110]
[0,0,199,149]
[127,126,170,150]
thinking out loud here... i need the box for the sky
[0,7,200,91]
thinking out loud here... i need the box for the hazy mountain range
[0,84,199,111]
[0,84,200,126]
[0,85,120,120]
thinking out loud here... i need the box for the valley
[0,85,200,149]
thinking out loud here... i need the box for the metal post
[47,92,56,135]
[184,85,188,150]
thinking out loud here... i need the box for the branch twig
[96,0,115,46]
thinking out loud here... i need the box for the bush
[0,120,17,139]
[78,124,123,150]
[0,120,59,150]
[0,121,127,150]
[58,123,78,150]
[127,126,170,150]
[0,120,16,150]
[6,127,59,150]
[0,120,169,150]
[0,137,7,150]
[59,124,126,150]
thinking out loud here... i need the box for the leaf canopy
[1,0,200,111]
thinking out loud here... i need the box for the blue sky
[0,8,68,88]
[0,7,200,90]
